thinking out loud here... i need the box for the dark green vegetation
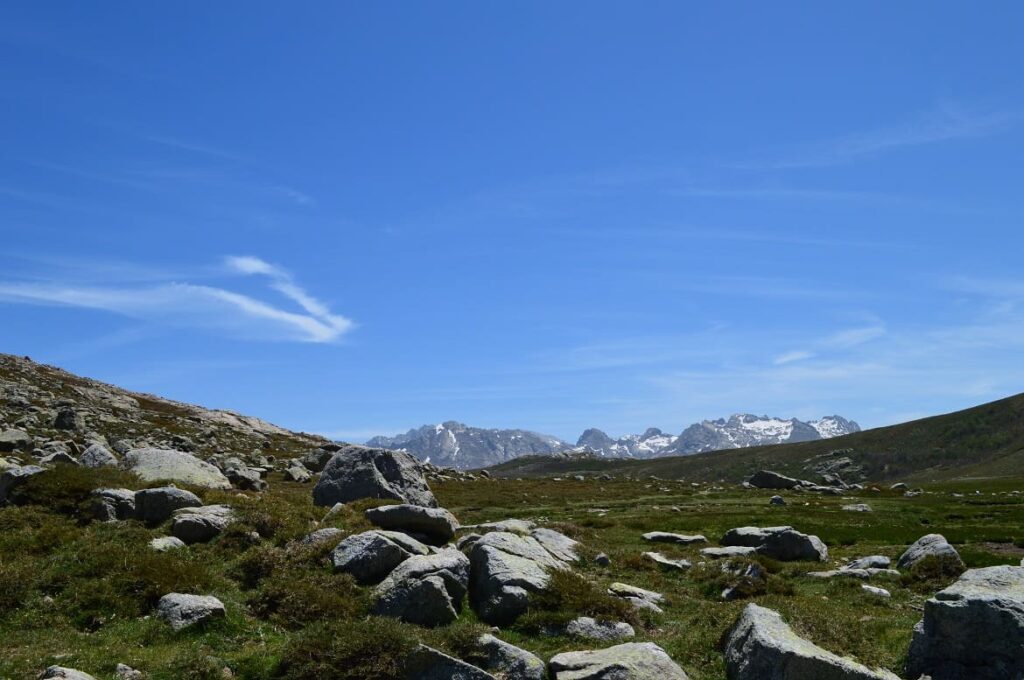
[489,391,1024,484]
[3,465,1024,680]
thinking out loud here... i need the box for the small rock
[862,585,891,598]
[150,536,187,552]
[300,527,344,545]
[89,488,136,522]
[842,503,873,512]
[564,616,635,641]
[39,667,97,680]
[644,551,692,570]
[156,593,226,631]
[642,531,707,545]
[769,495,786,506]
[594,553,611,567]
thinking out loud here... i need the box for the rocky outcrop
[469,531,567,625]
[897,534,965,572]
[312,446,436,508]
[723,604,899,679]
[331,530,430,584]
[365,504,459,545]
[122,448,231,489]
[373,549,470,627]
[156,593,225,631]
[549,642,690,679]
[906,565,1024,680]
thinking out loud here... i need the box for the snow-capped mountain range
[365,414,861,469]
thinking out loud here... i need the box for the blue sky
[2,3,1023,443]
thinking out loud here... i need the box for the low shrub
[273,618,419,680]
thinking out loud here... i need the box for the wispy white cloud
[0,256,353,343]
[773,349,815,365]
[735,102,1017,170]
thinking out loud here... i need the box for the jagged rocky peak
[576,428,614,450]
[661,413,860,456]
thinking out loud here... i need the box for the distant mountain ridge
[365,414,860,469]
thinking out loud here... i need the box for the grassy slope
[487,392,1024,484]
[2,467,1024,680]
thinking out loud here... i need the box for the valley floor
[3,471,1023,679]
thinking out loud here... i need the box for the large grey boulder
[404,644,495,680]
[79,443,118,468]
[134,486,202,525]
[905,565,1024,680]
[373,548,470,626]
[0,465,44,504]
[365,504,459,545]
[469,531,567,625]
[723,604,899,680]
[39,668,98,680]
[312,445,436,508]
[89,488,136,522]
[897,533,965,572]
[331,530,430,584]
[0,428,32,452]
[121,448,230,489]
[156,593,225,631]
[756,529,828,562]
[476,634,546,680]
[749,470,803,489]
[171,505,235,544]
[721,526,793,547]
[549,642,690,679]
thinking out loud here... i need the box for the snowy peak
[366,422,568,469]
[573,426,678,459]
[662,413,859,456]
[809,415,860,439]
